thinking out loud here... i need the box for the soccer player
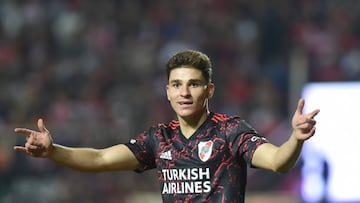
[13,50,320,203]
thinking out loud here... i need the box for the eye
[189,82,200,88]
[172,83,181,88]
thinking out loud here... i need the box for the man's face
[166,67,214,120]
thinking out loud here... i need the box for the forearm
[273,132,304,173]
[48,144,104,172]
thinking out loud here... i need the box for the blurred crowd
[0,0,359,202]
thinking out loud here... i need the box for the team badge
[198,140,213,162]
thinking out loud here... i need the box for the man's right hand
[14,118,54,158]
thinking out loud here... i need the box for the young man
[14,50,320,202]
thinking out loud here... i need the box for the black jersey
[125,112,268,203]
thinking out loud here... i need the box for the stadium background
[0,0,359,202]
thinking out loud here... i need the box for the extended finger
[296,98,305,115]
[14,146,36,157]
[14,128,34,136]
[13,146,27,153]
[37,118,49,133]
[307,109,320,119]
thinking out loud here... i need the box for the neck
[178,110,210,138]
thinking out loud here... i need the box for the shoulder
[210,113,238,122]
[145,119,179,135]
[211,112,257,134]
[211,113,243,125]
[154,119,179,130]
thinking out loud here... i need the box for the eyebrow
[169,79,204,84]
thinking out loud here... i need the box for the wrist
[47,143,57,158]
[290,131,305,144]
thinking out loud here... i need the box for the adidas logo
[160,150,172,160]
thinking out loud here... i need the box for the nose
[180,86,190,97]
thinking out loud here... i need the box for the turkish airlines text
[161,168,211,194]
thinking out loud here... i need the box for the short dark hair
[166,50,213,84]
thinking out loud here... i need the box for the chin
[176,109,204,120]
[176,111,195,118]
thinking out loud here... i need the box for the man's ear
[207,83,215,98]
[166,84,170,101]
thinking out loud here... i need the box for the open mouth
[178,101,193,105]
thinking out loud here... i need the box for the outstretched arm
[14,119,141,172]
[251,98,320,173]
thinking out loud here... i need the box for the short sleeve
[124,127,157,172]
[226,118,268,166]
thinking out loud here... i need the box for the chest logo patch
[198,140,213,162]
